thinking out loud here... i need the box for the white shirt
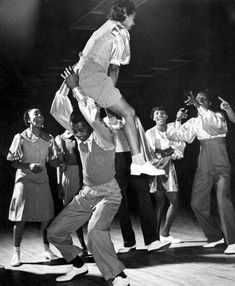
[78,20,130,73]
[146,123,185,160]
[167,106,227,143]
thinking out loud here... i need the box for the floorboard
[1,210,235,286]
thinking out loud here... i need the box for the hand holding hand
[28,163,43,173]
[61,66,79,89]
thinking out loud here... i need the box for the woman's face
[28,109,44,128]
[122,12,136,30]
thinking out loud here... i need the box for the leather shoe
[131,162,165,176]
[56,264,88,282]
[118,245,136,254]
[202,238,224,248]
[148,240,171,252]
[224,243,235,254]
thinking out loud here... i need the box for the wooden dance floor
[1,210,235,286]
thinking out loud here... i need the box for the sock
[13,246,20,255]
[70,256,84,268]
[132,153,145,165]
[116,271,127,279]
[43,244,50,251]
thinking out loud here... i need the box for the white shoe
[160,235,181,244]
[131,162,166,176]
[56,264,88,282]
[147,240,171,252]
[43,249,58,261]
[202,238,224,248]
[224,243,235,254]
[118,245,136,254]
[112,276,130,286]
[11,253,20,267]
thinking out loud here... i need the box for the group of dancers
[6,1,235,286]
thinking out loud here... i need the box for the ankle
[70,256,84,268]
[43,244,50,251]
[116,271,127,279]
[13,247,20,254]
[132,153,145,165]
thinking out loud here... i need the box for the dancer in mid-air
[57,0,162,177]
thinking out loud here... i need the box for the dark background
[1,0,235,227]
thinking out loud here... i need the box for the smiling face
[153,109,168,127]
[28,109,44,128]
[196,92,212,109]
[122,12,136,30]
[71,121,92,142]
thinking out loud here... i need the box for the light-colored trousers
[47,178,124,280]
[191,137,235,244]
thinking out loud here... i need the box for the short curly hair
[150,106,168,120]
[109,0,135,22]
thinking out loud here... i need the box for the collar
[77,133,94,152]
[62,130,74,139]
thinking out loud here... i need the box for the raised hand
[184,91,199,107]
[176,108,188,122]
[218,96,231,111]
[61,66,79,89]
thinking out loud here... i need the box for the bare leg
[107,98,165,176]
[41,220,58,260]
[11,222,25,266]
[108,97,140,155]
[153,191,166,236]
[13,222,25,247]
[161,192,179,237]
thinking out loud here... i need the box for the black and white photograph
[1,0,235,285]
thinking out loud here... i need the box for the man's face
[71,121,92,141]
[153,109,168,126]
[196,92,211,109]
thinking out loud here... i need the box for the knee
[124,105,136,120]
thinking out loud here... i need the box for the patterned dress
[7,128,58,222]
